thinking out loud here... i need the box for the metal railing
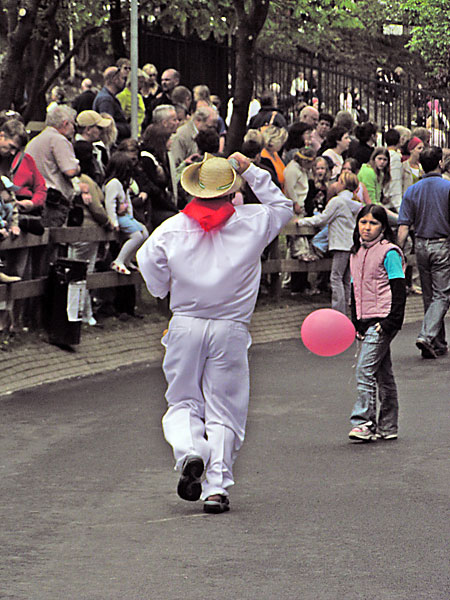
[250,50,450,141]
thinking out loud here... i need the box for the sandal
[111,261,130,276]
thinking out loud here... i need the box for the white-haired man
[137,153,293,513]
[151,104,179,135]
[26,105,81,202]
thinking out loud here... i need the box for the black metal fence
[139,24,450,145]
[251,51,450,143]
[139,23,230,109]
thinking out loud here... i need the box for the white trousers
[161,315,251,499]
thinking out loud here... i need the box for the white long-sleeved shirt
[384,149,402,210]
[137,164,293,324]
[296,189,362,251]
[283,160,308,215]
[104,178,133,228]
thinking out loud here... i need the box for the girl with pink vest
[348,205,406,442]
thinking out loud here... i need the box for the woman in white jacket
[296,171,362,314]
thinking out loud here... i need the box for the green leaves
[398,0,450,76]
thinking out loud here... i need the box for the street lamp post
[130,0,139,139]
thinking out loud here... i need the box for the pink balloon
[301,309,355,357]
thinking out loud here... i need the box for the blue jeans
[330,250,350,315]
[350,325,399,434]
[415,238,450,352]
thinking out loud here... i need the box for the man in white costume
[136,152,292,513]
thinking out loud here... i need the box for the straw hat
[181,153,242,199]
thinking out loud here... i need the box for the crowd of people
[1,57,449,513]
[0,58,449,355]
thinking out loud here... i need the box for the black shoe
[177,455,204,501]
[203,494,230,514]
[416,338,437,359]
[435,347,448,357]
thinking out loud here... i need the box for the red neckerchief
[182,197,235,231]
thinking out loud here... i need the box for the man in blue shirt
[397,146,450,358]
[93,66,130,143]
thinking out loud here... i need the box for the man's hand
[185,153,201,165]
[15,199,35,212]
[10,225,20,237]
[397,224,409,249]
[228,152,251,175]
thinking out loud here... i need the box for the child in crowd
[104,153,149,276]
[348,204,406,442]
[327,157,371,205]
[357,147,391,204]
[0,176,17,236]
[310,156,330,214]
[296,171,362,313]
[308,156,331,292]
[0,176,21,283]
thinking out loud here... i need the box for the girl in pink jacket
[348,204,406,442]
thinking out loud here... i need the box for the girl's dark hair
[368,146,391,186]
[384,128,400,147]
[241,139,262,158]
[285,122,313,151]
[141,123,171,161]
[195,128,220,154]
[354,122,377,144]
[325,126,347,149]
[104,151,134,187]
[117,138,139,154]
[351,204,396,252]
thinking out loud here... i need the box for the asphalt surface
[1,322,449,600]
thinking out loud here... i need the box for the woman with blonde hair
[93,113,118,169]
[261,125,288,189]
[296,170,363,314]
[142,64,160,99]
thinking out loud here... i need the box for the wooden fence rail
[0,221,413,307]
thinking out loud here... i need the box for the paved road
[1,322,449,600]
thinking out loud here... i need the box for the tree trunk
[224,0,270,155]
[0,3,40,111]
[225,27,255,154]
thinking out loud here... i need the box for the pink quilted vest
[350,237,404,320]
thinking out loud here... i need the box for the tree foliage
[1,0,448,120]
[399,0,450,82]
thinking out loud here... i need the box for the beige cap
[77,110,111,128]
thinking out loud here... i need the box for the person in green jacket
[117,69,148,136]
[357,147,391,204]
